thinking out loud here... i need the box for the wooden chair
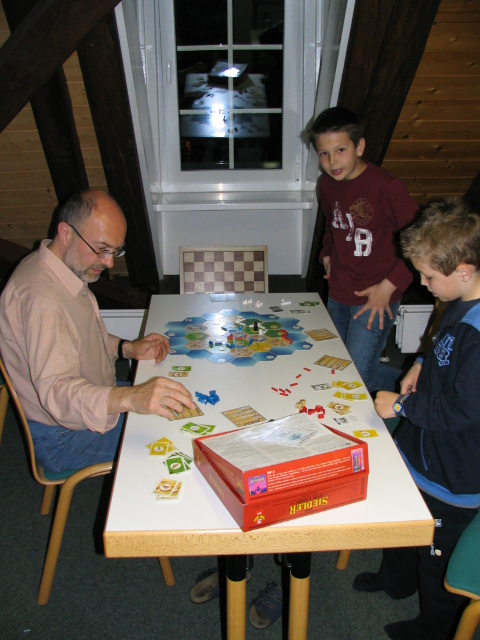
[0,354,174,604]
[444,511,480,639]
[0,379,8,446]
[179,246,268,294]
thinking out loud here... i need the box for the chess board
[180,248,267,294]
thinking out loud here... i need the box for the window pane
[234,114,282,169]
[177,52,219,107]
[174,0,227,46]
[180,112,282,171]
[174,0,284,172]
[233,0,284,45]
[180,134,230,171]
[234,51,283,109]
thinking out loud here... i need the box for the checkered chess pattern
[182,250,267,294]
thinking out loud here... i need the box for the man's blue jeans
[327,297,401,393]
[28,382,130,473]
[28,415,125,473]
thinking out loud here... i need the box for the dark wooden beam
[2,0,89,202]
[338,0,442,165]
[0,0,121,134]
[337,0,393,117]
[464,171,480,213]
[77,13,160,292]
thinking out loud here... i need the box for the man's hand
[400,361,422,395]
[109,377,195,419]
[353,278,396,330]
[123,333,170,364]
[374,391,398,419]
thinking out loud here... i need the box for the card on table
[353,429,378,438]
[314,355,352,371]
[305,328,337,341]
[153,479,182,500]
[168,403,204,421]
[181,422,212,436]
[328,401,352,415]
[332,380,363,390]
[333,415,359,425]
[222,405,266,428]
[333,391,368,401]
[147,437,175,456]
[311,382,332,391]
[165,455,189,474]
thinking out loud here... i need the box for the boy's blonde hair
[401,197,480,276]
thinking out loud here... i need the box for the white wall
[100,309,146,341]
[158,208,309,275]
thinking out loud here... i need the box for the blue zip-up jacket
[396,297,480,507]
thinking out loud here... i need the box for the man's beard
[65,248,106,284]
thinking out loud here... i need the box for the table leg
[226,555,247,640]
[287,552,311,640]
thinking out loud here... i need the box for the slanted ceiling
[0,0,158,304]
[0,0,479,305]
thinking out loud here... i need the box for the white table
[104,293,433,639]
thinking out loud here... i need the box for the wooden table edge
[104,518,434,558]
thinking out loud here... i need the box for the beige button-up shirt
[0,240,120,432]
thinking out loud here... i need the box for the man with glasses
[0,190,195,473]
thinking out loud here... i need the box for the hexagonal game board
[165,309,312,367]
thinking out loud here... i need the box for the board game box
[195,443,368,532]
[193,416,368,504]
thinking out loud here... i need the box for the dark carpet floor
[1,337,477,640]
[0,398,416,640]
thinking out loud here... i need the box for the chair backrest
[179,246,268,294]
[0,354,58,487]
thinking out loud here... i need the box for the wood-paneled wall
[383,0,480,206]
[0,0,479,266]
[0,4,130,274]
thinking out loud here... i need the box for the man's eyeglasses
[68,224,125,259]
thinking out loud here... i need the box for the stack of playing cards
[146,436,193,474]
[153,479,182,500]
[163,450,193,474]
[147,437,176,456]
[181,422,215,436]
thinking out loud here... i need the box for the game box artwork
[195,444,368,532]
[193,415,369,531]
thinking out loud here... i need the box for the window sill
[152,191,314,212]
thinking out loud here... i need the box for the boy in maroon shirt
[309,107,419,392]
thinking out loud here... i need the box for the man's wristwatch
[393,393,408,417]
[117,338,128,360]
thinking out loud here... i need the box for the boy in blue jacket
[354,197,480,640]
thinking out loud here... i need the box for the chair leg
[40,485,56,516]
[158,557,175,586]
[454,599,480,640]
[336,550,351,570]
[37,463,112,605]
[0,385,9,446]
[37,478,78,605]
